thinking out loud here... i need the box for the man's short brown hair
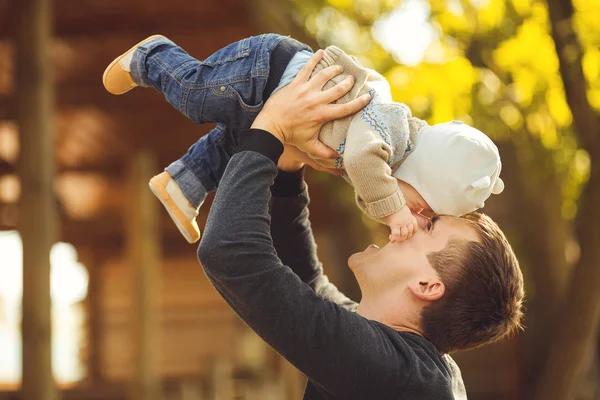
[421,213,524,354]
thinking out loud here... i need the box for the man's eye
[427,221,432,232]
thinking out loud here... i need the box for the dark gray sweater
[197,129,468,399]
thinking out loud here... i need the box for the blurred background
[0,0,599,399]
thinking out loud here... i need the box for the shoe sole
[148,179,200,244]
[102,34,165,95]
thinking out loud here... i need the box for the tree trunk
[533,167,600,400]
[532,0,600,397]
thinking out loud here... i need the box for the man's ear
[409,279,445,302]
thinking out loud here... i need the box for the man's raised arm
[270,168,357,311]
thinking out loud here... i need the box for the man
[197,51,525,399]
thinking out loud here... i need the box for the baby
[103,34,504,243]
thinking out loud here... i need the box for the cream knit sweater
[310,46,427,219]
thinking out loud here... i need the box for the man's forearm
[270,169,357,310]
[270,168,321,284]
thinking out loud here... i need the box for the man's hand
[252,50,372,159]
[278,144,343,174]
[384,206,418,243]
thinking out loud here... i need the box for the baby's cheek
[401,190,417,204]
[409,205,424,213]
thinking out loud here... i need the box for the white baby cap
[393,120,505,216]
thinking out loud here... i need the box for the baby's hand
[384,206,417,243]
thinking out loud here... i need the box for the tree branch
[546,0,599,155]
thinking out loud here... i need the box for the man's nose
[411,211,431,230]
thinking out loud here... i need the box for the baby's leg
[169,123,232,207]
[129,35,280,132]
[149,124,232,243]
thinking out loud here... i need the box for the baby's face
[397,180,431,214]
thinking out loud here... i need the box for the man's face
[348,214,480,295]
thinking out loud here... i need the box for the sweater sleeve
[198,129,412,398]
[343,104,408,220]
[270,169,357,311]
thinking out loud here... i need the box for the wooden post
[206,357,233,400]
[15,0,57,399]
[126,152,161,400]
[77,247,103,385]
[281,359,305,400]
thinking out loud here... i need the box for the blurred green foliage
[294,0,598,221]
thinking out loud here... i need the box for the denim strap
[264,38,312,100]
